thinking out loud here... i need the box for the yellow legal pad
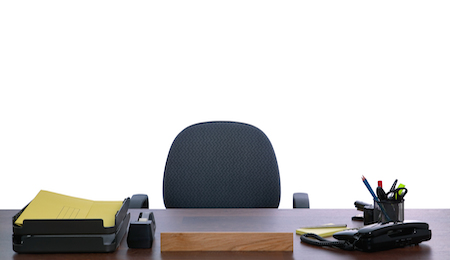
[296,224,348,237]
[14,190,123,228]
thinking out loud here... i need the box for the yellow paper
[296,224,348,237]
[296,227,348,237]
[15,190,123,228]
[87,201,124,227]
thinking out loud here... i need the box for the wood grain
[160,232,293,252]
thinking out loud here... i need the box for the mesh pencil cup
[374,199,404,223]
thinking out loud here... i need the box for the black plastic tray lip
[12,212,130,253]
[13,197,130,235]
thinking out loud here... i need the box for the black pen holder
[374,199,404,223]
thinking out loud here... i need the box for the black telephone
[301,221,431,252]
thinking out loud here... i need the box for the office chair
[154,121,309,208]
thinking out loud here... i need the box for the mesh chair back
[163,121,281,208]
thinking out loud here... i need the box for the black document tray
[12,198,130,253]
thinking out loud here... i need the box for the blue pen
[361,175,392,222]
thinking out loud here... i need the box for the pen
[389,179,398,192]
[376,180,387,200]
[299,224,347,229]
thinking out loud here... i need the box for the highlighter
[395,184,405,200]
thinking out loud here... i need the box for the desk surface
[1,209,449,259]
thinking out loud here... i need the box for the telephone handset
[301,220,431,252]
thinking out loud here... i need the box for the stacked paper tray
[12,198,130,253]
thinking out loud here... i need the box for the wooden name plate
[160,232,293,252]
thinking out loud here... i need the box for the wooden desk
[1,209,449,259]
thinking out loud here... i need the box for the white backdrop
[1,1,449,210]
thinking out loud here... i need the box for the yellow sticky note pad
[296,224,348,237]
[15,190,123,227]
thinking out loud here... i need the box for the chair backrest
[163,121,281,208]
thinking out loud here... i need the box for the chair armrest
[130,194,149,209]
[293,192,310,208]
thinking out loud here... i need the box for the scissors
[386,187,408,201]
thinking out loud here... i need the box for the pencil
[361,175,392,222]
[361,175,379,202]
